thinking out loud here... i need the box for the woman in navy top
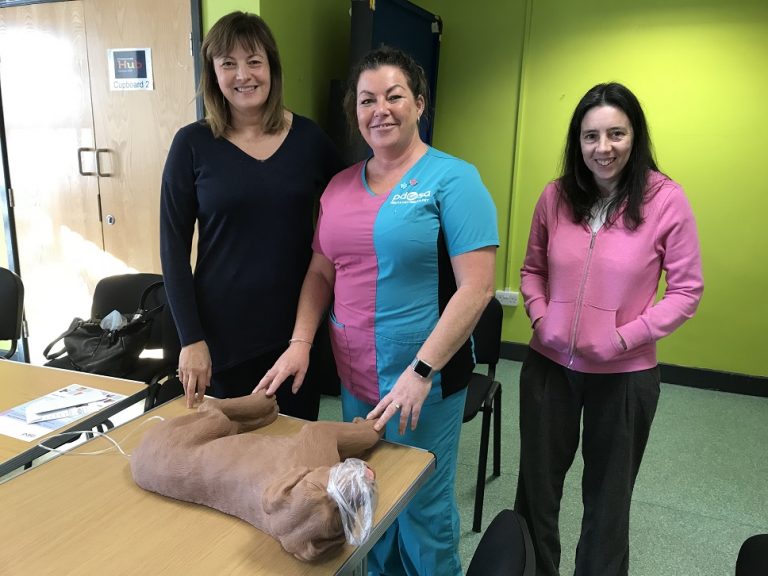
[160,12,343,418]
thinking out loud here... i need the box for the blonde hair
[200,11,286,138]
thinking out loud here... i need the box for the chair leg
[144,381,160,411]
[493,388,502,477]
[473,408,492,533]
[86,420,113,439]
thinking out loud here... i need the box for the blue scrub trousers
[341,383,466,576]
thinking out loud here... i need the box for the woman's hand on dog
[366,368,432,435]
[178,340,212,408]
[253,343,311,397]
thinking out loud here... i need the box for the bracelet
[289,337,313,347]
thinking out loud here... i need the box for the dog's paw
[352,416,385,437]
[197,397,222,413]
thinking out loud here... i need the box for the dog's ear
[263,466,345,561]
[283,503,346,562]
[262,466,312,515]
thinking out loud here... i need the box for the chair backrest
[91,273,180,359]
[737,534,768,576]
[0,267,24,358]
[466,509,535,576]
[472,297,503,368]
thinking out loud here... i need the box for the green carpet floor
[319,359,768,575]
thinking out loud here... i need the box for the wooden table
[0,397,435,575]
[0,361,146,477]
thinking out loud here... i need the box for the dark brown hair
[343,45,429,136]
[559,82,662,230]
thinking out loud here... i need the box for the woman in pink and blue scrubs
[256,46,498,575]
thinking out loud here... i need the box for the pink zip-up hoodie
[521,171,703,374]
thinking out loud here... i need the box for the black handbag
[43,282,164,378]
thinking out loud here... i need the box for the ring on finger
[393,402,402,411]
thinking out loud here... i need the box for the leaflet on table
[25,385,108,423]
[0,385,126,442]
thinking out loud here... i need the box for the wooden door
[0,1,105,362]
[0,0,197,363]
[84,0,197,274]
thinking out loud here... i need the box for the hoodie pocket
[575,303,624,362]
[535,299,575,355]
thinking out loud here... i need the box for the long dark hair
[559,82,661,230]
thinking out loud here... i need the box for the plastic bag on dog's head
[326,458,377,546]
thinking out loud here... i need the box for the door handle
[77,147,96,176]
[96,148,113,177]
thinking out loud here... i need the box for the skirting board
[501,342,768,398]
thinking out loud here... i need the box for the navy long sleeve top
[160,115,344,372]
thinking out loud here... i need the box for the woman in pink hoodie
[515,83,703,576]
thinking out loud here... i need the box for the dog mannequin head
[262,466,345,560]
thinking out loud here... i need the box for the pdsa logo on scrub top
[391,190,432,205]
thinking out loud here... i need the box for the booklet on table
[0,385,126,442]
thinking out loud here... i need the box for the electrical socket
[495,289,519,307]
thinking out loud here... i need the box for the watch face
[412,359,432,378]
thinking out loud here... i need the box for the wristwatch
[410,357,435,379]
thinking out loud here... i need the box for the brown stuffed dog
[130,391,382,561]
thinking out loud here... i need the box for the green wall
[201,0,768,378]
[417,0,528,301]
[260,0,349,127]
[202,0,258,33]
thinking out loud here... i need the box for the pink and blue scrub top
[313,147,499,404]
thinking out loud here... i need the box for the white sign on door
[108,48,154,91]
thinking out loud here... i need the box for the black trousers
[514,348,660,576]
[208,345,324,421]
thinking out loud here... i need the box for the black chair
[463,296,504,532]
[0,266,24,359]
[46,273,183,410]
[466,509,535,576]
[737,534,768,576]
[146,375,185,409]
